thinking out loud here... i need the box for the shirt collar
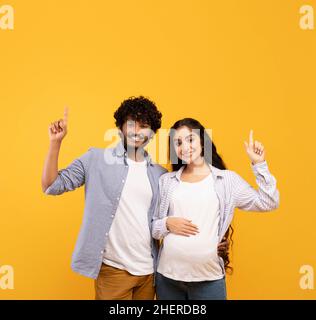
[171,163,224,181]
[112,140,153,166]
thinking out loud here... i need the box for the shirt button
[105,233,108,237]
[117,197,119,200]
[122,179,125,183]
[111,215,114,218]
[100,250,104,254]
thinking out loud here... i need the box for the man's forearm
[42,141,62,192]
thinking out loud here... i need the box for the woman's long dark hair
[169,118,234,274]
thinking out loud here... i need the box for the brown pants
[94,263,155,300]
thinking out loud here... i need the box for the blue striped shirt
[44,141,167,279]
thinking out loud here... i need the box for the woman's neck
[184,157,210,175]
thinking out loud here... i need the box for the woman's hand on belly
[166,217,199,236]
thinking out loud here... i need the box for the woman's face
[173,126,203,164]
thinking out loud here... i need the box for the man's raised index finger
[63,107,69,123]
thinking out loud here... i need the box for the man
[42,96,228,300]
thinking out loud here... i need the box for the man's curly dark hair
[114,96,162,133]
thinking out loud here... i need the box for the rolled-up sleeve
[232,161,280,211]
[151,177,170,240]
[45,148,92,195]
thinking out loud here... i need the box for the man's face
[120,118,154,149]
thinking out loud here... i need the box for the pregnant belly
[162,232,219,264]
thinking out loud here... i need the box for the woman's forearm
[152,216,169,240]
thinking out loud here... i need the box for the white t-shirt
[103,157,154,275]
[157,172,224,281]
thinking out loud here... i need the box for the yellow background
[1,0,315,299]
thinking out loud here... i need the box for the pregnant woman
[152,118,280,300]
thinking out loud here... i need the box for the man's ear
[117,129,125,142]
[149,129,156,140]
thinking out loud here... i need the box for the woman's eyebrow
[174,133,194,140]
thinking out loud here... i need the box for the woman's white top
[157,172,224,282]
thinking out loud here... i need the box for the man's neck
[126,146,145,162]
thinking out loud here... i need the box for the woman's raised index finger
[249,129,254,145]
